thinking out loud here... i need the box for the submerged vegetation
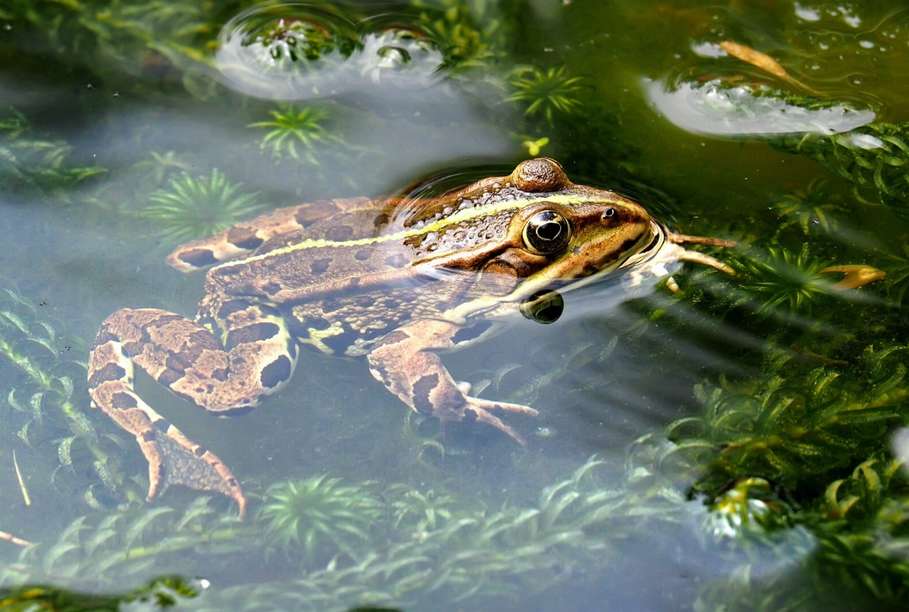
[143,169,264,243]
[2,0,909,611]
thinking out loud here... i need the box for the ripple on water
[215,3,446,101]
[645,78,876,137]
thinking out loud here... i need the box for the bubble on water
[859,40,874,49]
[794,3,821,22]
[690,41,726,58]
[215,4,445,101]
[355,24,445,86]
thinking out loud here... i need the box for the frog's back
[166,197,398,273]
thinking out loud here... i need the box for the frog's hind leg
[88,306,298,517]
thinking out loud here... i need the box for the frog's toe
[135,426,248,518]
[463,397,538,445]
[470,397,539,417]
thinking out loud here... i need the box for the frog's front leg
[367,319,538,444]
[88,304,297,517]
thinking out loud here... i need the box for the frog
[88,158,739,517]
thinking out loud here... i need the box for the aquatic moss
[507,65,585,125]
[0,108,105,201]
[141,168,264,243]
[0,288,131,509]
[249,105,337,163]
[774,121,909,215]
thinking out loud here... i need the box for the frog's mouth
[449,221,669,324]
[553,220,669,295]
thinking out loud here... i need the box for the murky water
[2,1,909,610]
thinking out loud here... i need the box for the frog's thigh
[89,307,297,513]
[100,307,297,411]
[367,320,462,418]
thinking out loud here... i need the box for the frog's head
[418,158,664,322]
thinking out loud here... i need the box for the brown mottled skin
[87,158,734,516]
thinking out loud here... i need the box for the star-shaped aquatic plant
[723,244,886,317]
[248,105,336,163]
[507,65,585,124]
[771,179,847,235]
[142,169,263,243]
[257,476,383,561]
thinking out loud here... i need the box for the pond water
[2,1,909,610]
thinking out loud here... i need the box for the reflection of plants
[0,1,217,93]
[508,66,585,124]
[142,169,263,243]
[249,105,335,162]
[258,476,382,559]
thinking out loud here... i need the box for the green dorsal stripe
[213,194,602,270]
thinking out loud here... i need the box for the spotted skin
[88,158,742,517]
[88,305,297,517]
[367,319,538,444]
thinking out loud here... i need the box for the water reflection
[215,3,447,100]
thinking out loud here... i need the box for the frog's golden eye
[523,210,571,255]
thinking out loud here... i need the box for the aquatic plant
[413,0,505,71]
[0,497,248,588]
[883,243,909,306]
[142,169,263,243]
[774,121,909,214]
[507,66,585,124]
[672,343,909,498]
[0,0,219,90]
[132,151,194,191]
[770,179,846,236]
[0,575,201,610]
[0,288,129,508]
[249,105,336,163]
[0,108,105,200]
[730,244,839,314]
[257,476,383,560]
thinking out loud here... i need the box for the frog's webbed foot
[820,264,886,290]
[89,340,249,516]
[89,306,298,517]
[368,320,538,445]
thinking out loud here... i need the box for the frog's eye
[523,210,571,255]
